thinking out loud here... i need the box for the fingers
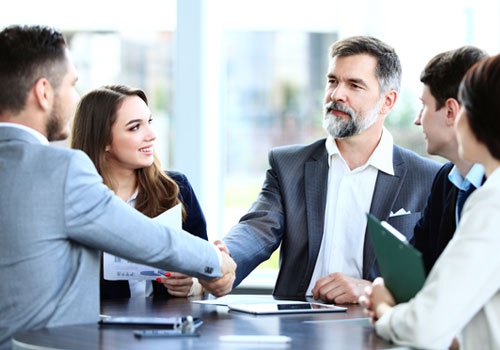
[156,273,194,297]
[358,295,369,308]
[359,285,378,324]
[312,273,370,304]
[312,275,335,302]
[199,272,235,297]
[167,288,192,297]
[214,240,230,255]
[220,250,237,277]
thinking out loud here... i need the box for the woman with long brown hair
[71,85,207,299]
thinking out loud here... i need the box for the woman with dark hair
[71,85,207,299]
[360,55,500,350]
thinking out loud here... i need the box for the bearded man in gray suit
[220,36,440,304]
[0,25,235,350]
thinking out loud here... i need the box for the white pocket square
[389,208,411,217]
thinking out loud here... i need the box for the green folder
[366,213,427,303]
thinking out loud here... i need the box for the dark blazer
[100,171,207,299]
[412,162,459,274]
[223,138,441,299]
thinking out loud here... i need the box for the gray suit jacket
[224,138,440,299]
[0,126,220,349]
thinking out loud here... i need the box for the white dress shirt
[307,128,394,295]
[375,166,500,350]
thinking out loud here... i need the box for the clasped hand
[358,277,395,323]
[199,240,236,297]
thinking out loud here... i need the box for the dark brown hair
[0,25,67,114]
[420,46,487,110]
[71,85,184,218]
[459,54,500,160]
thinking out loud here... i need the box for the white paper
[103,203,182,280]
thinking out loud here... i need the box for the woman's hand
[157,272,202,297]
[359,277,396,323]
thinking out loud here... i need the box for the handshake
[199,240,236,297]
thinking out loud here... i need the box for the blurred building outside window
[3,0,499,291]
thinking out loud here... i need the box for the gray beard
[322,99,382,138]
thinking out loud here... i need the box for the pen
[133,329,200,338]
[140,270,169,277]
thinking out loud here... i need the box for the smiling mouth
[139,147,153,153]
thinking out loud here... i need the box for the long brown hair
[71,84,184,218]
[459,55,500,160]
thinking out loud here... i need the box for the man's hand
[199,241,236,297]
[213,239,229,255]
[311,272,371,304]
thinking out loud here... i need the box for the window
[4,0,500,291]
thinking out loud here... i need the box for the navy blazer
[100,171,207,299]
[412,162,466,274]
[224,138,440,299]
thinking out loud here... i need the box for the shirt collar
[0,122,49,145]
[448,163,485,190]
[325,127,394,175]
[126,188,139,206]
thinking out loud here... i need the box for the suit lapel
[363,146,407,279]
[301,147,329,290]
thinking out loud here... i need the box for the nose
[328,85,347,104]
[145,125,156,142]
[414,109,422,126]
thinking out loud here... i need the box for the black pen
[133,329,200,338]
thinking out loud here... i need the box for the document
[103,204,182,280]
[366,213,427,303]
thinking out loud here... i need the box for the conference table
[12,294,407,349]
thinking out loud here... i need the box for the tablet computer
[227,302,347,315]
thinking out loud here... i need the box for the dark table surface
[12,295,406,350]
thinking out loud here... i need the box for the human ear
[445,98,460,126]
[380,90,398,115]
[32,78,53,112]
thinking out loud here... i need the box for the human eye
[129,123,140,131]
[148,117,153,124]
[351,81,365,90]
[325,74,336,84]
